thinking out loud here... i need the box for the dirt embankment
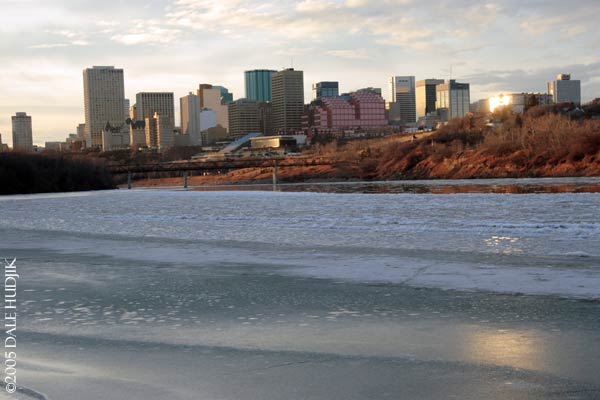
[134,104,600,186]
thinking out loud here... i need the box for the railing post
[272,160,278,191]
[183,171,188,189]
[127,171,132,190]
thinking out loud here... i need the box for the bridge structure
[106,157,342,190]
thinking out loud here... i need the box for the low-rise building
[250,135,298,151]
[548,73,581,105]
[44,141,64,151]
[488,92,553,113]
[302,90,387,133]
[102,122,130,151]
[200,126,229,146]
[129,119,147,148]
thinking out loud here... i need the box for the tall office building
[213,86,233,104]
[196,84,229,131]
[76,123,86,139]
[11,112,33,152]
[435,80,470,121]
[312,82,339,100]
[180,93,201,145]
[83,66,125,148]
[272,68,304,134]
[144,112,173,151]
[136,92,175,149]
[258,102,273,135]
[124,98,130,119]
[245,70,276,102]
[548,74,581,105]
[389,76,416,124]
[228,99,260,138]
[416,79,444,119]
[136,92,175,122]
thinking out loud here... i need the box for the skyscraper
[435,80,470,121]
[312,82,339,100]
[416,79,444,119]
[11,112,33,152]
[180,93,201,145]
[388,76,416,124]
[272,68,304,134]
[124,98,130,120]
[548,74,581,105]
[136,92,175,150]
[83,66,125,148]
[213,86,233,104]
[76,123,86,139]
[258,102,273,135]
[228,99,260,138]
[245,70,276,102]
[144,112,173,151]
[136,92,175,122]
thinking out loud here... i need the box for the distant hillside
[0,153,115,195]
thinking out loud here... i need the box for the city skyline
[1,0,599,146]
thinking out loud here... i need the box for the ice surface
[1,188,600,399]
[1,189,599,298]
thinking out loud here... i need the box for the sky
[0,0,599,146]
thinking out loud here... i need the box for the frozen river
[1,185,599,399]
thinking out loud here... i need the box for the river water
[0,178,599,399]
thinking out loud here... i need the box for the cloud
[295,0,338,13]
[326,49,370,60]
[96,20,120,27]
[28,40,89,49]
[164,0,435,47]
[110,20,181,45]
[2,0,600,145]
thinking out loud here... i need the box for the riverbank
[130,153,600,188]
[132,106,600,186]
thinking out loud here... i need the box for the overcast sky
[0,0,599,146]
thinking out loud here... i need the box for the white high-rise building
[83,66,125,148]
[11,112,33,152]
[180,93,201,145]
[548,74,581,105]
[389,76,416,124]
